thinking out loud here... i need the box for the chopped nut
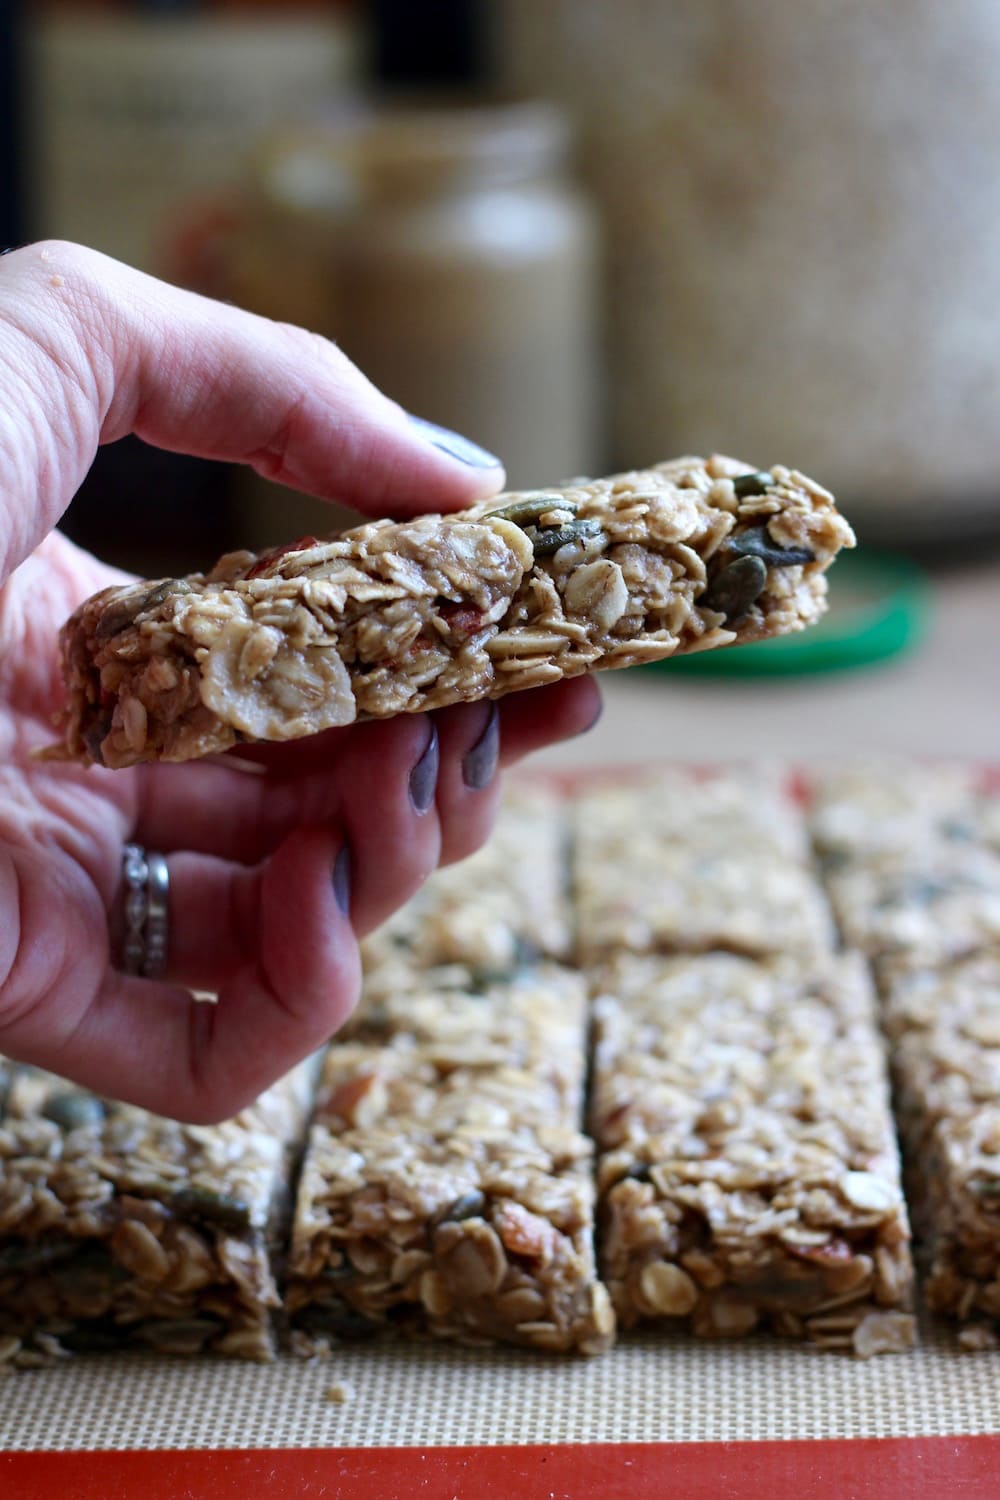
[438,1224,507,1297]
[638,1261,699,1317]
[320,1073,387,1129]
[852,1311,917,1358]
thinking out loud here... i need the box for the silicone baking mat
[4,764,1000,1497]
[2,1315,1000,1496]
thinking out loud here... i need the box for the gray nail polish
[576,694,604,737]
[409,723,440,815]
[332,844,351,915]
[408,415,502,469]
[462,703,500,790]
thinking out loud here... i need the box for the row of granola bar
[809,761,1000,1348]
[576,769,915,1356]
[9,763,997,1366]
[284,786,613,1356]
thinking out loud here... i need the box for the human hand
[0,241,600,1121]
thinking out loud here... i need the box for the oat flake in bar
[360,781,569,983]
[824,845,1000,977]
[55,456,852,767]
[883,955,1000,1348]
[809,761,983,864]
[286,964,613,1356]
[573,769,836,965]
[591,953,915,1356]
[0,1060,317,1367]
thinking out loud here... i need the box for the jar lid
[255,99,572,214]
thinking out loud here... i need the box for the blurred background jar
[230,96,602,545]
[498,0,1000,548]
[22,0,361,575]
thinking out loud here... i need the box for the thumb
[0,241,505,579]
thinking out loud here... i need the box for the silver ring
[121,843,170,979]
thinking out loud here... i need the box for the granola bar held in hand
[56,456,853,767]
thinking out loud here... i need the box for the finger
[0,240,505,577]
[70,829,358,1121]
[497,676,603,766]
[431,700,502,867]
[318,715,442,939]
[134,681,601,867]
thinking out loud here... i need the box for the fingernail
[462,703,500,790]
[409,723,439,814]
[577,694,604,736]
[332,843,352,915]
[408,415,502,469]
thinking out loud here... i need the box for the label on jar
[27,11,359,274]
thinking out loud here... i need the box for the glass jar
[500,0,1000,543]
[235,100,602,497]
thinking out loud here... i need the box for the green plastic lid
[646,550,929,679]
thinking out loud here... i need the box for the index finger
[0,241,505,580]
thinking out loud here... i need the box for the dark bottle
[0,0,25,249]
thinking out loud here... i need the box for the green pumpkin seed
[318,1260,357,1283]
[83,717,111,764]
[466,940,538,994]
[728,524,814,567]
[526,517,603,556]
[295,1302,378,1341]
[0,1239,79,1273]
[42,1092,106,1131]
[731,470,774,498]
[702,555,768,621]
[94,579,193,640]
[875,878,950,910]
[59,1320,124,1354]
[430,1190,487,1231]
[488,495,576,527]
[466,965,521,994]
[170,1185,252,1233]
